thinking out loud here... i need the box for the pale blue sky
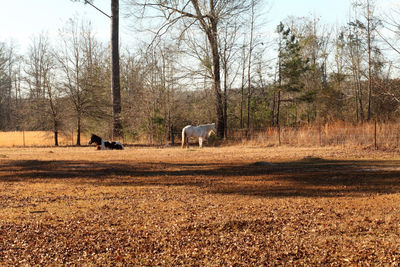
[0,0,398,52]
[270,0,350,24]
[0,0,111,50]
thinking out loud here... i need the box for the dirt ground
[1,145,400,265]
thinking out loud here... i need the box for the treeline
[1,0,400,145]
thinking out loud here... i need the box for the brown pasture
[1,146,400,265]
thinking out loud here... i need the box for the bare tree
[357,0,380,121]
[126,0,255,138]
[0,42,19,130]
[45,74,63,146]
[378,5,400,55]
[57,20,85,145]
[240,37,248,129]
[374,3,400,112]
[365,0,375,120]
[346,12,366,123]
[348,0,381,121]
[25,33,62,145]
[220,19,241,138]
[0,42,11,130]
[111,0,123,139]
[246,0,256,132]
[57,19,108,145]
[72,0,123,139]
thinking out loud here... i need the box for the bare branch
[375,28,400,55]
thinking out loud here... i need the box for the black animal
[89,134,124,150]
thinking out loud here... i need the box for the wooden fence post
[170,126,175,145]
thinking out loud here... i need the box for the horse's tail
[181,128,187,149]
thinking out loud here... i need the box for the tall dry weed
[230,122,400,149]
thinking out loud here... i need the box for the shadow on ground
[1,158,400,198]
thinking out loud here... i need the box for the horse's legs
[199,137,203,148]
[185,137,189,148]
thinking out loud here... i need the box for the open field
[0,131,90,147]
[1,145,400,265]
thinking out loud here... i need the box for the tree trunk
[207,20,224,139]
[247,91,250,131]
[271,91,276,126]
[111,0,122,139]
[366,0,373,121]
[223,63,228,139]
[246,0,255,133]
[54,131,59,146]
[54,121,59,146]
[77,115,81,146]
[240,40,246,129]
[277,90,281,127]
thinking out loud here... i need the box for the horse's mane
[197,123,215,129]
[89,134,102,145]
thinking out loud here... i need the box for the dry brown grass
[0,131,90,147]
[3,122,400,149]
[231,121,400,150]
[1,146,400,265]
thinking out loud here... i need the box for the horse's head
[89,134,101,145]
[210,123,216,133]
[206,123,217,137]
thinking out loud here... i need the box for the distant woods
[1,0,400,145]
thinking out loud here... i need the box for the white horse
[182,123,217,148]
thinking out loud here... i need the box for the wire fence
[0,131,90,147]
[226,121,400,149]
[2,122,400,149]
